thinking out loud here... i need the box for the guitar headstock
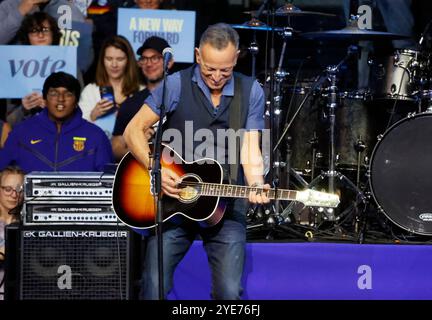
[296,189,340,208]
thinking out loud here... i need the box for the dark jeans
[139,200,247,300]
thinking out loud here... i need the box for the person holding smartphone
[111,36,174,161]
[79,35,141,138]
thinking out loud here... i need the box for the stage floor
[169,241,432,300]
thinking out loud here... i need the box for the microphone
[162,47,173,72]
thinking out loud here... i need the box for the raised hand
[18,0,50,15]
[22,92,45,110]
[90,98,115,121]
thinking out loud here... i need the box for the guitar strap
[228,75,249,185]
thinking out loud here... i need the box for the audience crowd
[0,1,229,300]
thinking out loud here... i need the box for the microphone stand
[151,60,170,300]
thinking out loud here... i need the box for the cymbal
[231,19,283,32]
[302,26,410,41]
[245,4,336,18]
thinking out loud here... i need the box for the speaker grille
[19,228,130,300]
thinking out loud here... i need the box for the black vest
[162,66,255,184]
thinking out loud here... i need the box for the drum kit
[238,4,432,238]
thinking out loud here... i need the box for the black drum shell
[369,112,432,235]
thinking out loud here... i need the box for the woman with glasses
[6,12,62,128]
[0,165,24,298]
[17,11,62,46]
[0,72,113,173]
[79,35,141,139]
[0,0,50,44]
[0,166,24,226]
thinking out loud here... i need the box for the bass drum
[369,112,432,235]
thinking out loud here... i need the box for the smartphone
[99,86,117,116]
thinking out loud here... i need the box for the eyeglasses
[0,185,24,196]
[47,90,75,100]
[29,27,51,35]
[138,55,162,64]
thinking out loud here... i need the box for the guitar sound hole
[178,174,201,203]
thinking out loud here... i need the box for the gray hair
[199,23,239,50]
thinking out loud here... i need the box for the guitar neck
[196,183,298,200]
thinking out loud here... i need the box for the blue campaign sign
[117,8,196,63]
[60,21,94,73]
[0,45,77,98]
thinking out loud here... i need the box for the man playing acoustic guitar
[123,23,270,300]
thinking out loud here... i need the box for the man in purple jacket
[0,72,113,173]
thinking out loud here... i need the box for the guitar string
[176,181,293,198]
[177,181,274,190]
[177,181,274,191]
[175,182,336,202]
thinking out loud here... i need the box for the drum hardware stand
[264,3,307,223]
[354,195,370,244]
[247,0,279,225]
[270,73,327,229]
[262,22,306,229]
[269,25,294,221]
[354,136,366,188]
[308,49,367,225]
[308,132,319,180]
[248,35,259,78]
[242,16,265,78]
[425,93,432,112]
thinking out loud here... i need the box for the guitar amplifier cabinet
[4,224,141,300]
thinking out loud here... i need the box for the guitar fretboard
[180,182,298,200]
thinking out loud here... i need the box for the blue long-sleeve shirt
[0,107,113,173]
[0,0,27,44]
